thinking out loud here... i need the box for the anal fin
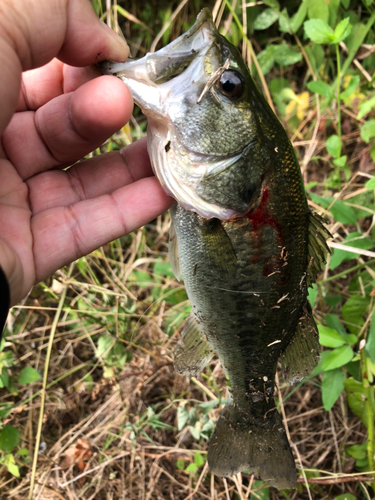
[174,314,214,378]
[280,302,320,385]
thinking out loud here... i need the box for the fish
[100,8,331,489]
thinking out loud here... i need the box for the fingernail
[100,21,130,62]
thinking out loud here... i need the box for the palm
[0,60,172,305]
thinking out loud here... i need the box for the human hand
[0,0,173,306]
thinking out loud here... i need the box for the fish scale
[100,7,331,489]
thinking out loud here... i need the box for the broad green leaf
[257,45,276,75]
[328,0,340,27]
[318,325,346,348]
[341,75,360,99]
[308,283,317,307]
[177,406,189,431]
[326,134,341,158]
[18,366,40,385]
[4,454,20,478]
[254,9,279,30]
[189,425,201,440]
[305,45,324,75]
[278,9,291,33]
[346,443,367,460]
[334,494,356,500]
[342,295,370,334]
[304,19,334,44]
[361,120,375,143]
[365,177,375,189]
[194,451,204,467]
[308,0,329,23]
[333,155,347,167]
[0,425,20,453]
[263,0,280,10]
[330,232,375,269]
[154,260,175,278]
[365,309,375,364]
[330,200,357,225]
[333,17,352,44]
[322,368,346,410]
[320,345,354,371]
[185,462,198,472]
[324,314,357,344]
[96,336,115,357]
[345,377,374,427]
[341,0,350,8]
[273,44,302,66]
[358,95,375,120]
[290,1,309,32]
[307,80,333,98]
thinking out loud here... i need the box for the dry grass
[1,0,375,499]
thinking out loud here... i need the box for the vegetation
[1,0,375,498]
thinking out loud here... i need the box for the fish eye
[217,71,243,99]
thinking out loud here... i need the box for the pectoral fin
[280,302,320,385]
[168,220,181,281]
[174,314,214,377]
[197,217,237,278]
[306,211,332,286]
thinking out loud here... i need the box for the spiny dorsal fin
[174,313,214,377]
[168,219,181,281]
[306,210,332,287]
[280,302,320,385]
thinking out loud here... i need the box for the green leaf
[365,177,375,189]
[263,0,280,10]
[307,80,333,98]
[4,454,20,478]
[273,44,302,66]
[194,451,204,467]
[257,45,276,75]
[154,260,175,278]
[345,377,374,427]
[333,17,352,44]
[360,120,375,143]
[341,75,360,99]
[365,309,375,364]
[320,345,354,371]
[308,283,317,307]
[254,9,279,30]
[278,8,291,33]
[96,336,115,358]
[185,462,198,473]
[18,366,40,385]
[318,325,346,348]
[329,232,375,269]
[304,19,334,44]
[308,0,329,23]
[346,443,368,460]
[341,0,350,8]
[322,368,346,410]
[358,95,375,120]
[0,425,20,452]
[177,407,189,431]
[334,494,356,500]
[290,1,309,32]
[342,295,370,334]
[330,200,357,225]
[332,155,347,167]
[326,134,341,159]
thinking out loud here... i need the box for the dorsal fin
[306,210,332,287]
[174,314,215,377]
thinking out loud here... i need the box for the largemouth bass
[101,9,330,489]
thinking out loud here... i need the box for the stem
[335,44,341,142]
[318,258,375,284]
[362,351,375,494]
[29,264,73,500]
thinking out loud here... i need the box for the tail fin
[208,403,297,489]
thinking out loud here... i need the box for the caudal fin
[208,403,297,489]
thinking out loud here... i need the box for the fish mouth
[99,9,218,117]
